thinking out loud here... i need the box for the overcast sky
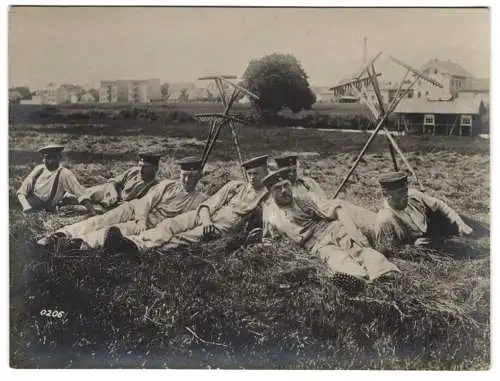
[8,6,490,89]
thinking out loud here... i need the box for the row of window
[452,78,465,89]
[423,114,472,127]
[369,90,430,102]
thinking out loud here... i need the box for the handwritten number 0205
[40,309,64,318]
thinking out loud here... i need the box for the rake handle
[333,77,419,198]
[200,84,239,169]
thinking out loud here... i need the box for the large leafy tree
[242,53,316,117]
[88,89,99,101]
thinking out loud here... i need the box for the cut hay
[10,211,489,369]
[9,122,490,369]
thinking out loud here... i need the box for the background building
[99,81,119,103]
[393,96,488,136]
[99,79,161,103]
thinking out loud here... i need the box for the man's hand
[355,234,371,248]
[202,223,219,240]
[135,219,147,232]
[457,221,473,236]
[414,237,432,247]
[197,206,216,238]
[82,200,97,216]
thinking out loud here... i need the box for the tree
[12,86,32,100]
[179,88,189,103]
[88,88,99,101]
[161,83,170,100]
[242,53,316,117]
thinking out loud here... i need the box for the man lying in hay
[61,152,161,210]
[101,154,271,258]
[17,144,97,216]
[37,156,209,252]
[260,168,400,287]
[272,154,378,244]
[374,171,477,253]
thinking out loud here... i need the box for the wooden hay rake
[329,53,444,198]
[195,75,259,179]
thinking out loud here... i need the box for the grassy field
[9,119,490,369]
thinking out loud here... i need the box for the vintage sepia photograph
[8,5,491,370]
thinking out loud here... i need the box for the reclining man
[275,154,378,243]
[39,156,208,251]
[261,168,400,284]
[375,171,473,252]
[62,152,160,210]
[102,155,271,256]
[17,144,96,215]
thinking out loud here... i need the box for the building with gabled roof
[414,58,475,101]
[420,58,473,78]
[393,97,488,136]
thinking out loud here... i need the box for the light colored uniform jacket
[86,166,159,208]
[262,191,399,281]
[127,180,269,253]
[375,189,463,248]
[58,179,208,249]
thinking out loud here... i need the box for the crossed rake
[329,53,444,198]
[194,75,260,180]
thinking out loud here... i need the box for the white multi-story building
[99,80,129,103]
[100,78,161,103]
[37,83,71,105]
[413,58,474,101]
[127,79,161,103]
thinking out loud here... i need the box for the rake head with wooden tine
[194,112,249,127]
[352,51,383,80]
[389,56,444,88]
[219,77,260,101]
[195,112,250,169]
[328,73,382,93]
[198,75,238,81]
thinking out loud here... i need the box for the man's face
[246,166,268,190]
[42,153,61,171]
[287,166,298,183]
[180,169,201,192]
[384,186,409,210]
[139,162,157,182]
[271,180,294,207]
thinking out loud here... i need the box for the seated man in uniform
[17,144,96,215]
[102,155,271,257]
[38,156,208,251]
[375,171,473,252]
[63,152,160,210]
[261,168,399,285]
[275,154,378,243]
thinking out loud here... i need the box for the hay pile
[10,210,489,369]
